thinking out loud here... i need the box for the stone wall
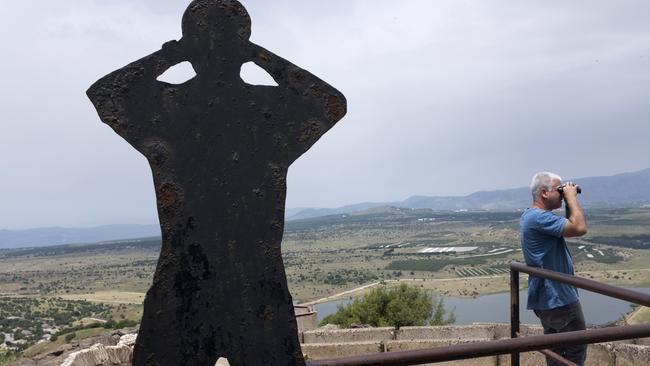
[295,311,318,332]
[301,323,650,366]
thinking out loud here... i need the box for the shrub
[320,283,453,328]
[102,319,139,329]
[64,333,76,342]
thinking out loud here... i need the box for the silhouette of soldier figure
[87,1,346,365]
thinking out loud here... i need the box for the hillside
[288,167,650,220]
[0,225,160,250]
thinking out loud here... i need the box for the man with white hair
[520,172,588,365]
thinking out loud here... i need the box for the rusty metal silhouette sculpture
[86,1,346,364]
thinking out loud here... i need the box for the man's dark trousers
[534,301,587,366]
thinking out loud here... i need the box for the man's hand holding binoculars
[559,182,581,202]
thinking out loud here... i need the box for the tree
[320,283,453,328]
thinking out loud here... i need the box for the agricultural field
[455,266,510,278]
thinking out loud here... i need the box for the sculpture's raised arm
[250,43,347,127]
[86,41,186,145]
[247,43,347,162]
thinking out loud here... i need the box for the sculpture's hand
[161,39,189,65]
[162,40,181,52]
[248,43,301,89]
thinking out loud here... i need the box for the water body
[315,287,650,326]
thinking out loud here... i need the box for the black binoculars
[557,184,582,194]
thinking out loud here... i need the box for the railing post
[510,266,520,366]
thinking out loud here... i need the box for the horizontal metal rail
[305,324,650,366]
[515,331,576,366]
[509,261,650,366]
[510,261,650,307]
[538,349,576,366]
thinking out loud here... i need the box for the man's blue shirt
[520,207,579,310]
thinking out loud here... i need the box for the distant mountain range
[286,167,650,221]
[2,168,649,249]
[0,224,160,250]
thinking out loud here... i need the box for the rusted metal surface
[86,1,346,365]
[510,262,650,307]
[509,268,520,365]
[305,324,650,366]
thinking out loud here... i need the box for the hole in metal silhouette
[86,0,346,365]
[156,61,197,84]
[240,61,279,86]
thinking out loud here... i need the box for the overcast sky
[1,1,649,229]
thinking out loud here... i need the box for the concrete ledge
[396,325,494,341]
[385,339,497,366]
[303,327,394,344]
[587,343,617,366]
[296,312,318,332]
[632,335,650,346]
[302,323,546,345]
[471,323,544,339]
[385,338,494,351]
[519,324,544,336]
[614,343,650,366]
[302,341,383,360]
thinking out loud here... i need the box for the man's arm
[562,183,587,237]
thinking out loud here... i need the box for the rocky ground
[8,328,137,366]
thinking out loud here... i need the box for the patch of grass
[386,257,488,272]
[628,306,650,324]
[0,351,20,366]
[108,303,142,322]
[588,235,650,249]
[23,327,107,357]
[59,291,145,304]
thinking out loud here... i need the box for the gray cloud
[1,1,649,229]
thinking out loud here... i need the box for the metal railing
[306,262,650,366]
[509,262,650,365]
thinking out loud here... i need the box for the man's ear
[540,189,549,199]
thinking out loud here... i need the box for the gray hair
[530,172,562,199]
